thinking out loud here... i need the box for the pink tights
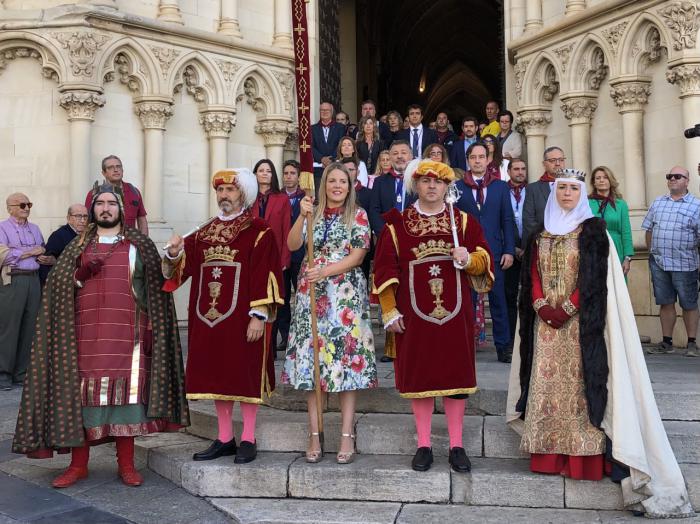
[214,400,259,444]
[411,397,466,449]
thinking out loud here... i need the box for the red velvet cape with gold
[164,211,283,403]
[373,206,494,398]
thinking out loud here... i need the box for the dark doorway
[354,0,505,126]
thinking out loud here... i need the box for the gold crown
[555,168,586,181]
[203,245,238,262]
[411,239,453,260]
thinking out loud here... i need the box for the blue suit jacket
[454,178,515,260]
[369,173,416,235]
[311,122,346,163]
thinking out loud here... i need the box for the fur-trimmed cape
[516,217,609,427]
[13,225,190,455]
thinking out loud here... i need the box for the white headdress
[543,169,593,235]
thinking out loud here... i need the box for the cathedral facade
[0,0,696,341]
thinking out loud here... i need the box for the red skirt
[530,453,608,481]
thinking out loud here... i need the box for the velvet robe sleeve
[249,228,285,320]
[372,216,400,359]
[161,234,195,292]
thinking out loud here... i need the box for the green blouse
[588,197,634,263]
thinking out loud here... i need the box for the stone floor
[0,328,698,523]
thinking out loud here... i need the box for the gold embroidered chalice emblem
[205,281,223,320]
[428,277,449,319]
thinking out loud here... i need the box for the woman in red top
[253,159,291,270]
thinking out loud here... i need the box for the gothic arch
[567,35,611,91]
[618,14,669,77]
[0,33,65,83]
[231,64,287,118]
[521,53,561,106]
[99,39,159,95]
[168,52,225,105]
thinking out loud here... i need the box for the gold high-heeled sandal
[305,432,322,463]
[336,433,355,464]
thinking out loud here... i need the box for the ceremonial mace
[162,217,217,251]
[445,183,469,268]
[299,171,325,455]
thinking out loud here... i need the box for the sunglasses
[666,173,688,181]
[9,202,33,209]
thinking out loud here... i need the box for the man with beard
[164,168,283,464]
[13,185,189,488]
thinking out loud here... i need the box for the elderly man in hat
[164,168,284,464]
[13,185,189,488]
[373,160,494,473]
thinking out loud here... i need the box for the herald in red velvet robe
[373,206,494,397]
[164,211,284,403]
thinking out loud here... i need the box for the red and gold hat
[211,167,258,209]
[413,160,456,183]
[212,169,238,189]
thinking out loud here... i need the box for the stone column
[517,107,551,182]
[565,0,586,15]
[560,94,598,176]
[157,0,184,24]
[667,64,700,178]
[524,0,543,34]
[255,120,292,184]
[272,0,293,49]
[218,0,242,37]
[59,90,106,202]
[610,79,651,211]
[200,108,236,216]
[135,98,173,223]
[284,126,299,163]
[510,0,527,39]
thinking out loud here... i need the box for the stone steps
[184,402,700,463]
[136,432,700,513]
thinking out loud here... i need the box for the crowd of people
[0,98,698,518]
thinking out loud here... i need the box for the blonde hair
[313,163,358,230]
[590,165,622,200]
[374,149,391,176]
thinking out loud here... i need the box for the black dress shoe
[379,355,394,363]
[234,440,257,464]
[448,446,472,473]
[192,439,236,461]
[411,447,433,472]
[496,348,512,363]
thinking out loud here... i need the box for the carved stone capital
[667,63,700,97]
[516,109,552,135]
[51,31,110,77]
[610,80,651,112]
[199,111,237,138]
[255,120,293,146]
[560,95,598,124]
[135,101,173,130]
[59,90,105,121]
[658,1,700,51]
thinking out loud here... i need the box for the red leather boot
[115,436,143,486]
[52,445,89,488]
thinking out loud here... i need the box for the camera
[684,124,700,138]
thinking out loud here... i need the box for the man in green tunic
[13,185,189,488]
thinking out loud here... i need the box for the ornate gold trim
[400,387,478,398]
[387,224,399,255]
[250,271,284,307]
[533,298,548,312]
[381,307,402,326]
[562,298,578,316]
[373,277,399,295]
[254,229,268,248]
[186,393,264,403]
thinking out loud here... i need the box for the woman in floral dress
[283,162,377,464]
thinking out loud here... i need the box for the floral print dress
[282,208,378,392]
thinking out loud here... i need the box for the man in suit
[455,142,515,362]
[38,203,89,286]
[369,140,415,362]
[449,116,479,170]
[397,105,438,159]
[351,99,393,145]
[435,112,457,156]
[503,158,527,351]
[521,146,566,248]
[311,102,346,189]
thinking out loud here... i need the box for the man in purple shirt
[0,192,45,390]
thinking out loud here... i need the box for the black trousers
[272,261,302,349]
[503,258,522,349]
